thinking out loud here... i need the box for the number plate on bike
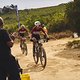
[39,39,44,43]
[22,37,26,41]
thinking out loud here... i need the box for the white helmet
[21,24,25,28]
[34,21,41,27]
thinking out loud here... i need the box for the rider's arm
[43,27,48,34]
[25,28,30,35]
[41,27,49,39]
[31,26,35,34]
[17,28,21,38]
[29,27,36,39]
[41,27,47,35]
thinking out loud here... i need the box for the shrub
[66,40,80,49]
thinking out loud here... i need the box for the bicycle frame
[20,37,28,55]
[33,38,47,68]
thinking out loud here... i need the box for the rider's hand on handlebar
[45,34,49,42]
[10,35,15,41]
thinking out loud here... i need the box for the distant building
[0,4,17,13]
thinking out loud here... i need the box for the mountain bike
[20,37,28,55]
[32,37,47,68]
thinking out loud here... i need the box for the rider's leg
[33,42,35,56]
[32,34,40,56]
[20,40,22,49]
[25,45,28,55]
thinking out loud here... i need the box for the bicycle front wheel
[40,47,47,68]
[21,43,28,55]
[33,47,39,64]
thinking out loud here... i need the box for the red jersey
[31,26,46,35]
[18,28,27,34]
[18,27,28,37]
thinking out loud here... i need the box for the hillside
[0,3,67,33]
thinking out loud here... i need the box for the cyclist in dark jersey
[0,17,21,80]
[30,21,48,56]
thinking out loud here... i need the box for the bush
[49,30,73,39]
[66,40,80,49]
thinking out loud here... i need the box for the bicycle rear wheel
[33,47,39,64]
[40,47,47,68]
[21,43,28,55]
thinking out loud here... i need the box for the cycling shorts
[32,34,40,41]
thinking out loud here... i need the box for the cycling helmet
[21,24,25,28]
[34,21,41,27]
[0,17,3,27]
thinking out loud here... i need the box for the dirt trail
[11,38,80,80]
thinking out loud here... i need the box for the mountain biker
[30,21,49,56]
[18,24,29,49]
[0,17,21,80]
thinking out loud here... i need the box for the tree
[65,0,80,34]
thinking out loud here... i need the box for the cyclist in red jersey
[18,24,29,49]
[30,21,48,56]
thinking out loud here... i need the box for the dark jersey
[0,28,11,58]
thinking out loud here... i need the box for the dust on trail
[12,38,80,80]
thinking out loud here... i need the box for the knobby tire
[40,47,47,68]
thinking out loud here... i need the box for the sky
[0,0,73,10]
